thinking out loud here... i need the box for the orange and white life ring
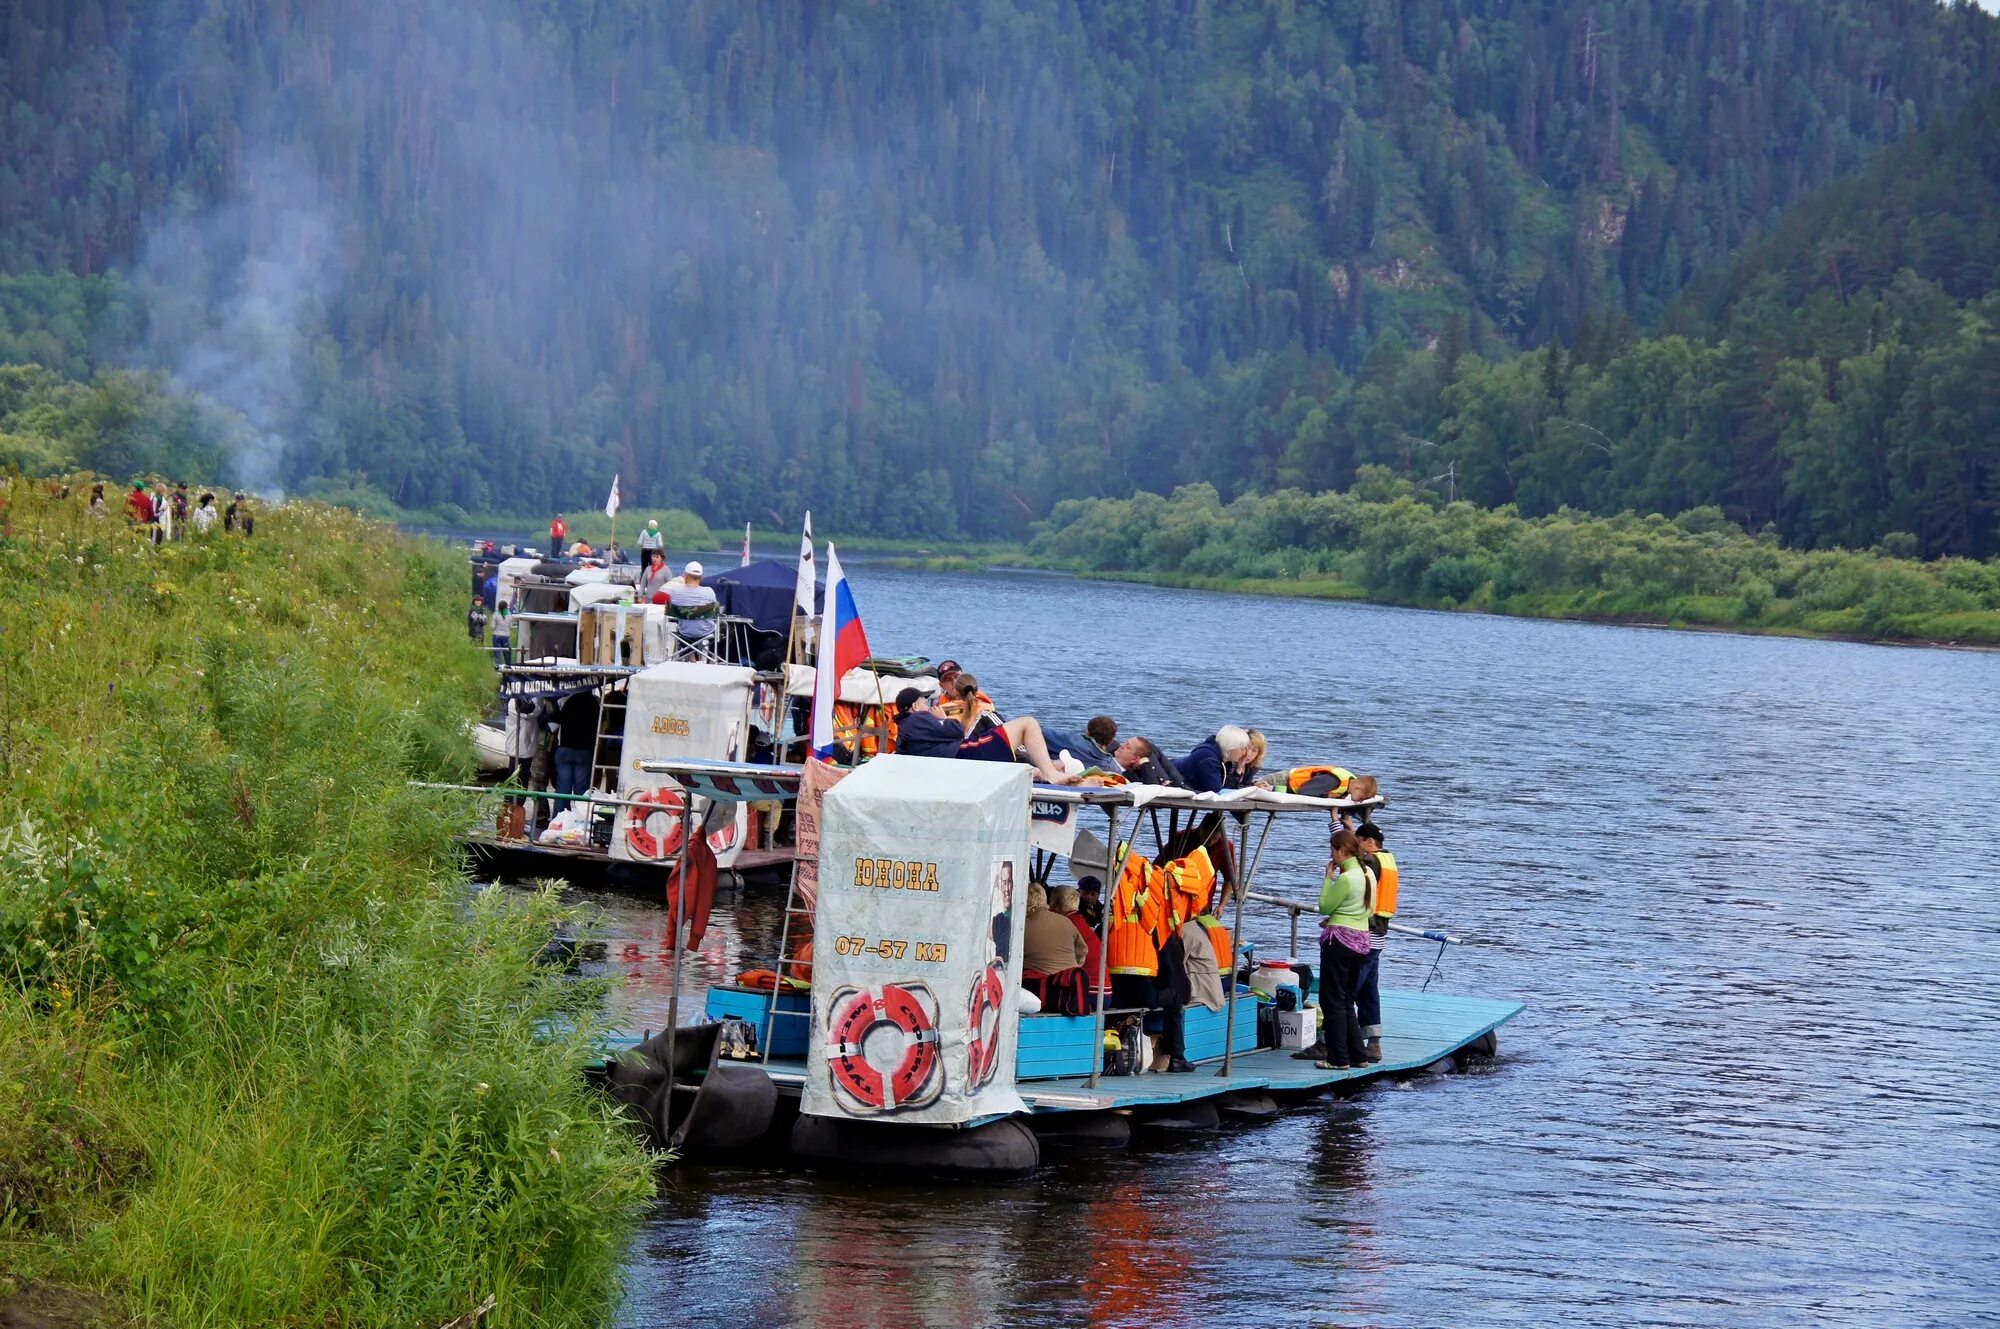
[965,963,1006,1090]
[623,787,686,860]
[826,984,941,1112]
[705,807,741,856]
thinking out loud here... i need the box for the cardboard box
[577,604,639,666]
[1275,1006,1320,1050]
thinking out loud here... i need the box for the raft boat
[601,755,1522,1175]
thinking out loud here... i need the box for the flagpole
[781,513,814,756]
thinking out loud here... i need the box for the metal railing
[1242,888,1466,958]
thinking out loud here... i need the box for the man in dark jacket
[1112,735,1186,787]
[552,688,601,800]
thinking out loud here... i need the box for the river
[528,564,1999,1328]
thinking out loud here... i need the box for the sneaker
[1362,1039,1383,1064]
[1290,1043,1328,1061]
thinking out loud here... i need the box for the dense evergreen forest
[0,0,1997,549]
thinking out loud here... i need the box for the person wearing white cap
[665,559,719,650]
[637,518,664,556]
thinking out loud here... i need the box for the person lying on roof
[893,688,1079,785]
[1044,715,1119,772]
[1176,724,1260,793]
[1113,734,1187,787]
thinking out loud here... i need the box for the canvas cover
[838,667,937,705]
[613,662,754,867]
[569,582,634,609]
[802,755,1031,1124]
[495,555,539,609]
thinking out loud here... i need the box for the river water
[530,565,1999,1328]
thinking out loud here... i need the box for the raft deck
[1013,989,1522,1111]
[616,988,1521,1115]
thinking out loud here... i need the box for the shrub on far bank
[1032,474,2000,644]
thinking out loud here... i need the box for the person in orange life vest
[1352,821,1397,1064]
[892,688,1081,785]
[1051,884,1107,999]
[934,660,1000,732]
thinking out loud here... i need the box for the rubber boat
[599,755,1523,1175]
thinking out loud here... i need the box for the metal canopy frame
[629,757,1382,1090]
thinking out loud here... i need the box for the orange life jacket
[1286,765,1356,798]
[1107,852,1162,977]
[832,701,895,758]
[1160,845,1217,940]
[1372,850,1399,918]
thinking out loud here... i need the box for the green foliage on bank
[1031,476,2000,644]
[0,482,652,1324]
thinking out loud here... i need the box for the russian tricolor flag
[810,545,872,760]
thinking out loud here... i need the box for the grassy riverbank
[0,480,651,1325]
[1007,481,2000,647]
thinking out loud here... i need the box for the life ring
[826,984,941,1112]
[624,787,685,860]
[705,805,741,856]
[965,963,1006,1090]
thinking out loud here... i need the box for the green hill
[1,0,1995,537]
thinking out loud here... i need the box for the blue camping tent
[712,559,822,635]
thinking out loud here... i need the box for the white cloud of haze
[137,151,343,498]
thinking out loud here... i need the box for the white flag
[742,521,752,566]
[794,511,816,615]
[604,474,620,520]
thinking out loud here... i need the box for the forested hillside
[1,0,1995,538]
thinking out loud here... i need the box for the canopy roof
[634,756,1386,816]
[712,558,821,634]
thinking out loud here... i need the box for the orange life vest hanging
[1107,851,1163,977]
[1160,845,1217,940]
[832,701,898,759]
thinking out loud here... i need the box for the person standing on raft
[1304,828,1372,1070]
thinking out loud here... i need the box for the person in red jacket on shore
[126,481,153,525]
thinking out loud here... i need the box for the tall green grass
[0,479,651,1325]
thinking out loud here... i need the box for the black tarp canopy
[711,558,822,635]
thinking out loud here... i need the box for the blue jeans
[1356,947,1382,1038]
[554,747,593,800]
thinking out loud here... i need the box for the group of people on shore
[107,479,254,543]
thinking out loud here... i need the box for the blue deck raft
[679,985,1522,1115]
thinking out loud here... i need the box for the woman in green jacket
[1315,828,1373,1069]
